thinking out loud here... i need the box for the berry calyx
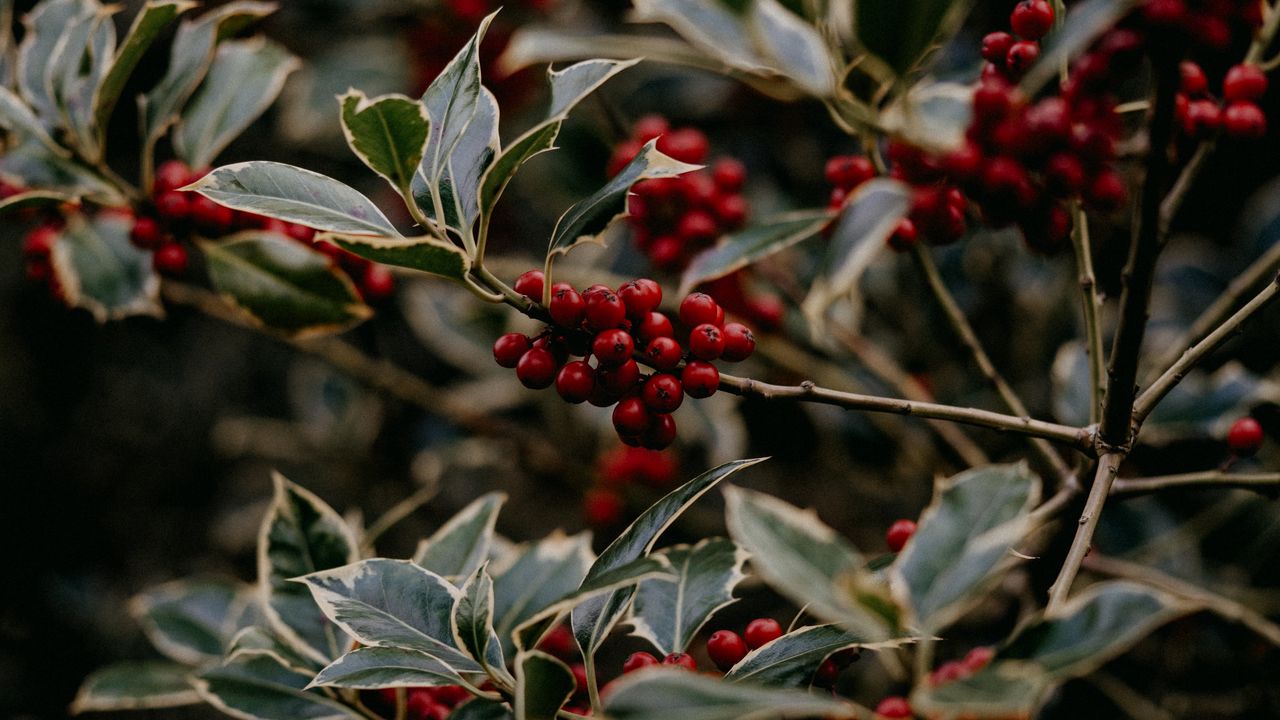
[886,519,917,552]
[1228,417,1264,457]
[706,630,749,671]
[743,618,783,649]
[661,652,697,670]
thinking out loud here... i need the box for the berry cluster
[704,617,781,670]
[927,646,995,687]
[367,684,471,720]
[580,446,678,527]
[1176,60,1269,141]
[1139,0,1263,51]
[608,116,750,271]
[978,1,1055,86]
[492,271,755,450]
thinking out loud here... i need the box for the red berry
[1179,61,1208,96]
[681,361,719,398]
[1182,99,1221,139]
[549,283,586,327]
[613,396,652,436]
[657,128,709,163]
[743,618,782,649]
[887,218,918,251]
[584,488,624,526]
[191,195,233,233]
[154,190,190,222]
[154,160,193,194]
[714,193,749,229]
[618,278,662,318]
[886,519,917,552]
[622,651,660,673]
[636,311,675,343]
[493,333,531,368]
[677,210,718,243]
[1044,153,1086,197]
[679,172,718,206]
[1228,417,1264,456]
[24,256,51,282]
[962,646,995,673]
[1224,64,1268,102]
[569,663,588,694]
[1223,101,1267,140]
[645,337,684,370]
[874,696,912,718]
[642,373,684,413]
[362,264,396,301]
[23,225,58,256]
[1085,169,1127,212]
[688,323,725,360]
[942,142,983,182]
[972,83,1016,125]
[537,625,576,658]
[678,293,722,327]
[599,358,641,396]
[593,328,635,367]
[406,690,447,720]
[980,32,1014,63]
[128,216,163,249]
[632,115,669,143]
[641,412,677,450]
[514,270,545,302]
[706,630,749,670]
[661,652,697,671]
[286,223,316,243]
[720,322,755,362]
[516,347,558,389]
[1010,0,1054,40]
[556,361,596,403]
[813,658,840,686]
[153,242,189,275]
[711,158,747,191]
[1005,41,1040,76]
[930,660,967,686]
[649,235,684,270]
[585,290,627,330]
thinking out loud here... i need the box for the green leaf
[129,578,242,666]
[725,624,908,687]
[71,661,200,713]
[139,1,277,158]
[572,458,766,656]
[0,84,69,157]
[50,212,163,322]
[629,0,769,75]
[298,558,483,671]
[257,472,359,666]
[880,81,972,154]
[477,58,638,231]
[602,668,858,719]
[493,531,594,659]
[322,231,469,282]
[748,0,835,97]
[678,209,834,297]
[186,161,399,236]
[16,0,83,119]
[549,139,700,259]
[452,699,515,720]
[201,231,373,337]
[854,0,969,76]
[308,646,471,690]
[628,538,748,655]
[0,189,79,214]
[0,140,123,204]
[50,5,115,160]
[194,652,361,720]
[339,89,430,197]
[800,178,912,329]
[890,463,1040,633]
[909,664,1050,719]
[93,1,197,142]
[414,492,507,578]
[515,651,575,720]
[454,564,508,677]
[226,626,322,672]
[723,486,892,639]
[174,38,299,169]
[1019,0,1141,96]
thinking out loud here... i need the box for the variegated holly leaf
[476,58,638,244]
[71,661,200,713]
[628,537,748,656]
[628,0,770,76]
[297,558,482,671]
[139,1,277,164]
[339,89,430,198]
[801,178,912,331]
[572,458,766,657]
[129,578,243,666]
[724,486,893,639]
[411,13,498,237]
[549,139,700,260]
[515,651,575,720]
[880,81,972,155]
[0,140,123,204]
[225,626,321,671]
[257,472,358,666]
[16,0,83,118]
[173,38,299,169]
[0,84,69,157]
[194,651,361,720]
[186,162,399,236]
[201,231,372,337]
[603,668,858,719]
[454,564,509,678]
[50,211,163,322]
[49,4,115,160]
[414,492,507,579]
[309,646,472,690]
[725,624,910,687]
[493,531,594,659]
[0,189,78,214]
[678,209,834,296]
[93,1,197,145]
[452,699,515,719]
[748,0,835,97]
[321,232,469,282]
[890,463,1039,633]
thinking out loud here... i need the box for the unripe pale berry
[886,519,917,552]
[682,361,720,398]
[706,630,749,670]
[516,347,558,389]
[743,618,783,649]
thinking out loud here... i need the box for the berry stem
[714,371,1095,453]
[1070,201,1105,426]
[1133,276,1280,425]
[1111,471,1280,496]
[584,654,602,715]
[1046,450,1123,611]
[909,244,1075,481]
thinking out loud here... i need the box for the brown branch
[1111,472,1280,496]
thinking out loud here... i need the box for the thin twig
[715,372,1095,453]
[1046,451,1123,611]
[1111,472,1280,496]
[1134,277,1280,424]
[909,245,1075,480]
[1071,202,1106,426]
[1088,673,1175,720]
[360,479,442,555]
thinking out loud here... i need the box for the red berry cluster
[581,447,678,527]
[20,222,62,293]
[608,115,749,271]
[1176,60,1269,141]
[367,684,471,720]
[1139,0,1263,51]
[1227,416,1265,457]
[928,646,995,687]
[978,1,1055,86]
[702,617,782,671]
[492,271,755,450]
[408,0,550,103]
